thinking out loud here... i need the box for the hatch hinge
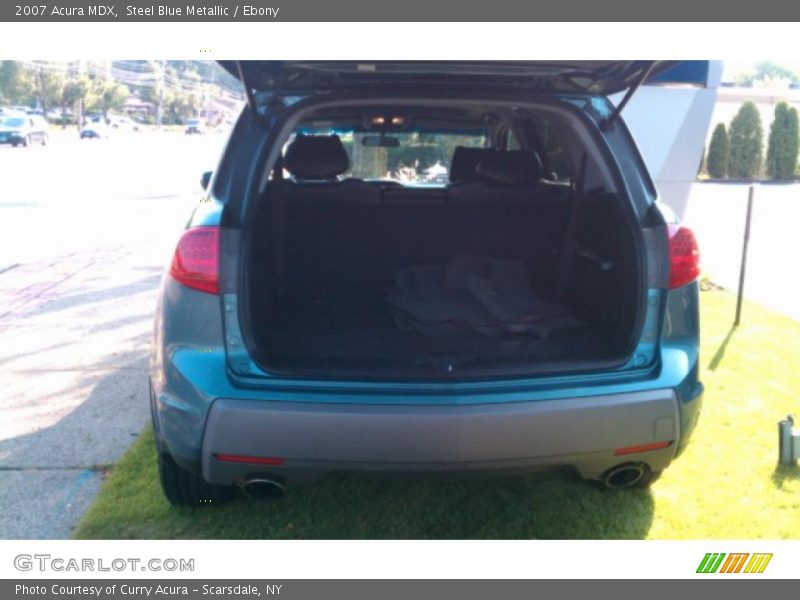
[601,61,657,130]
[236,61,263,122]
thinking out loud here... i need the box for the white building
[613,61,723,218]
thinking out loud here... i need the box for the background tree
[0,61,35,105]
[728,101,764,179]
[61,76,93,127]
[91,80,130,117]
[735,61,799,88]
[164,88,201,124]
[706,123,730,179]
[32,65,65,117]
[766,101,800,180]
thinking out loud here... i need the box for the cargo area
[242,105,643,378]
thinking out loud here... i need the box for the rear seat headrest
[475,150,544,186]
[284,134,349,180]
[449,147,492,183]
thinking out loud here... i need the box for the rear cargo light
[667,224,700,289]
[169,226,219,294]
[613,441,673,456]
[214,454,286,466]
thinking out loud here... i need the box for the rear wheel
[22,135,30,147]
[41,134,48,146]
[158,453,236,506]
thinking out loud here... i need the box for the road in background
[0,129,226,538]
[0,129,224,265]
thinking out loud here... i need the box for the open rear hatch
[219,60,683,98]
[226,61,695,381]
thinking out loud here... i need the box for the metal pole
[779,415,795,465]
[734,185,755,326]
[156,60,165,129]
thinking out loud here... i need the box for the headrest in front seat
[284,134,349,180]
[475,150,544,186]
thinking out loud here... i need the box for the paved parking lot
[0,130,224,538]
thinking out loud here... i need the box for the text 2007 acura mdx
[150,61,703,504]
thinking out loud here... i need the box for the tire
[158,453,236,506]
[41,134,48,146]
[22,135,30,147]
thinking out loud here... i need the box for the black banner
[2,0,800,21]
[3,580,799,600]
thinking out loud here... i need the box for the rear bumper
[200,388,684,485]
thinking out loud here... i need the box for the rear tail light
[169,226,220,294]
[667,224,700,289]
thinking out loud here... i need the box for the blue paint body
[149,66,704,489]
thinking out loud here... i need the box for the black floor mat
[387,256,582,339]
[262,256,611,371]
[267,291,609,369]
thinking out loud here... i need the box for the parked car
[79,123,111,139]
[0,114,49,147]
[150,61,704,505]
[106,114,140,132]
[185,118,206,134]
[0,107,25,117]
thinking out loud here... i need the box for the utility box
[778,415,800,465]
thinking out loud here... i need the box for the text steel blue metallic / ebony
[150,61,704,504]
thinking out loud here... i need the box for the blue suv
[150,61,703,504]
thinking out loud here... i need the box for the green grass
[74,289,800,539]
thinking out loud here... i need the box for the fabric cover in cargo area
[386,255,582,339]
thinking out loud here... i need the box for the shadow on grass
[75,430,656,540]
[771,464,800,489]
[708,325,737,372]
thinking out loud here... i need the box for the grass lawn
[74,288,800,539]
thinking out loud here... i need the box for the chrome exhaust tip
[601,463,647,489]
[242,477,286,501]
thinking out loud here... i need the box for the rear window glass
[289,127,487,186]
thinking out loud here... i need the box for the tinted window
[290,128,487,186]
[529,118,574,182]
